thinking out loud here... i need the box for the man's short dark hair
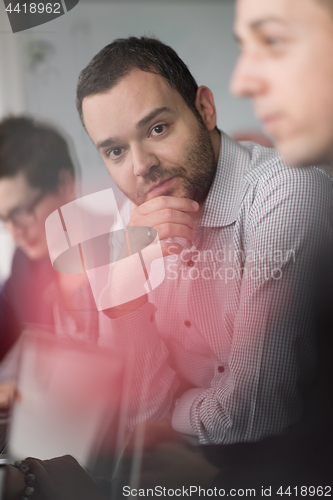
[76,36,200,124]
[318,0,333,14]
[0,116,75,192]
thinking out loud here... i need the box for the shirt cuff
[171,388,206,435]
[98,301,159,354]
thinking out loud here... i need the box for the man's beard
[128,119,217,206]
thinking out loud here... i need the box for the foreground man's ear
[195,86,217,131]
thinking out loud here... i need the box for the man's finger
[160,242,182,258]
[137,196,199,215]
[154,222,194,242]
[131,209,197,232]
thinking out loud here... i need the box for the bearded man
[77,37,333,450]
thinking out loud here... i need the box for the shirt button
[187,260,195,267]
[217,366,224,373]
[150,315,155,322]
[184,320,191,327]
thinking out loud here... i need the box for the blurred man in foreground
[224,0,333,490]
[231,0,333,442]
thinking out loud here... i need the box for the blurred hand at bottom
[4,455,107,500]
[0,381,16,411]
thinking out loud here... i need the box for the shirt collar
[199,131,252,228]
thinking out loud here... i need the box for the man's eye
[265,38,281,46]
[260,35,285,48]
[150,125,165,137]
[107,148,123,158]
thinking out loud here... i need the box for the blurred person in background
[0,117,98,406]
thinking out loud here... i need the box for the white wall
[0,0,259,281]
[0,6,26,281]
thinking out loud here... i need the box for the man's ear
[195,86,217,131]
[57,169,75,202]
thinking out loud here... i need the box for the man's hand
[4,456,106,500]
[3,464,26,500]
[128,196,200,244]
[102,196,199,318]
[28,455,107,500]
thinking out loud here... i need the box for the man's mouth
[262,114,279,125]
[260,113,284,132]
[20,239,38,249]
[147,177,175,195]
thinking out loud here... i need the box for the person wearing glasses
[0,116,97,386]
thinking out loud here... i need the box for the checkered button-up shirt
[100,132,333,444]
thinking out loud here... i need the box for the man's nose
[230,53,265,98]
[131,145,160,177]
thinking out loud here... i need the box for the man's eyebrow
[250,16,287,31]
[234,16,287,44]
[0,204,23,221]
[136,107,173,129]
[96,137,119,151]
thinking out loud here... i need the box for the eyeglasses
[0,191,48,228]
